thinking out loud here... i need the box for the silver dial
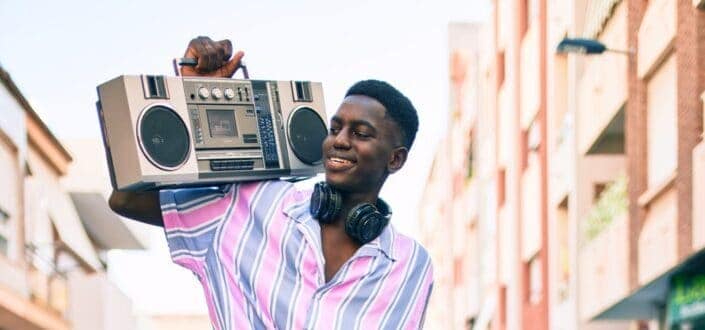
[198,87,210,99]
[224,88,235,100]
[211,87,223,100]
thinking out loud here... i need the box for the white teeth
[330,157,351,164]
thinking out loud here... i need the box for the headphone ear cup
[310,182,326,220]
[345,204,382,244]
[324,184,342,221]
[310,182,342,224]
[357,212,387,244]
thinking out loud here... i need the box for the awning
[70,192,147,250]
[594,248,705,320]
[49,191,103,272]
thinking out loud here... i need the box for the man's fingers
[183,37,241,77]
[216,39,233,61]
[219,51,245,78]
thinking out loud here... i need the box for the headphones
[309,182,391,245]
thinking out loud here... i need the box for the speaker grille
[138,105,190,170]
[287,107,326,165]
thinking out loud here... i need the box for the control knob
[198,87,210,99]
[224,88,235,100]
[211,87,223,100]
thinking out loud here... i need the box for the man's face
[322,95,407,194]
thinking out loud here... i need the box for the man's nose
[333,129,351,149]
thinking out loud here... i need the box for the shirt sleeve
[159,184,238,270]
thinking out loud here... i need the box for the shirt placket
[303,245,380,329]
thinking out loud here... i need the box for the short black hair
[345,79,419,149]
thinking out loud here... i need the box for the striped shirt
[160,180,433,330]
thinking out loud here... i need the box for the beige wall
[0,135,21,262]
[639,189,679,285]
[637,0,677,78]
[693,141,705,251]
[646,54,678,188]
[576,1,628,155]
[68,272,137,330]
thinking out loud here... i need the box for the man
[109,36,433,329]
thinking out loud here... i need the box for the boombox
[97,75,328,191]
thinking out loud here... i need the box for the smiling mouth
[325,156,356,170]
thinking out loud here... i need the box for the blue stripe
[352,257,396,329]
[161,186,227,212]
[203,184,243,330]
[202,259,227,329]
[229,182,268,329]
[379,244,428,329]
[230,181,283,328]
[165,222,219,253]
[282,233,308,329]
[418,283,434,328]
[243,182,292,326]
[333,257,379,330]
[267,220,297,325]
[397,257,432,327]
[304,260,355,329]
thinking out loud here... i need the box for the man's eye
[353,131,370,138]
[329,128,340,135]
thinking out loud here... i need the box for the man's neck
[319,190,379,282]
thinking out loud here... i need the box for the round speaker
[287,107,327,165]
[138,105,190,171]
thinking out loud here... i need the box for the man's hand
[181,36,245,78]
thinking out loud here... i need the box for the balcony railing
[579,175,629,320]
[579,213,629,320]
[583,175,628,242]
[24,243,69,316]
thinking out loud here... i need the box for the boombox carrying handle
[172,57,250,79]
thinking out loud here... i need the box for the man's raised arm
[109,190,163,227]
[107,36,244,227]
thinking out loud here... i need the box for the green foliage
[584,175,628,242]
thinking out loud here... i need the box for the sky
[0,0,489,315]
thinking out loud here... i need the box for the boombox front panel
[126,76,200,184]
[275,81,327,177]
[97,75,327,191]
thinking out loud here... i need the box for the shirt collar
[283,192,397,261]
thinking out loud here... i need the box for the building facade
[421,0,705,329]
[0,65,146,330]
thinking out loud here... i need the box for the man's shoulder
[387,227,432,266]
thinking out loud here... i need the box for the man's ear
[387,147,408,174]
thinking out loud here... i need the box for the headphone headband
[309,182,391,244]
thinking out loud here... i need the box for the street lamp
[556,37,633,55]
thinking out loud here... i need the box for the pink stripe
[163,189,234,231]
[359,236,415,327]
[221,264,254,329]
[291,245,320,329]
[252,192,293,322]
[188,263,221,330]
[405,266,433,329]
[315,257,374,328]
[217,182,261,327]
